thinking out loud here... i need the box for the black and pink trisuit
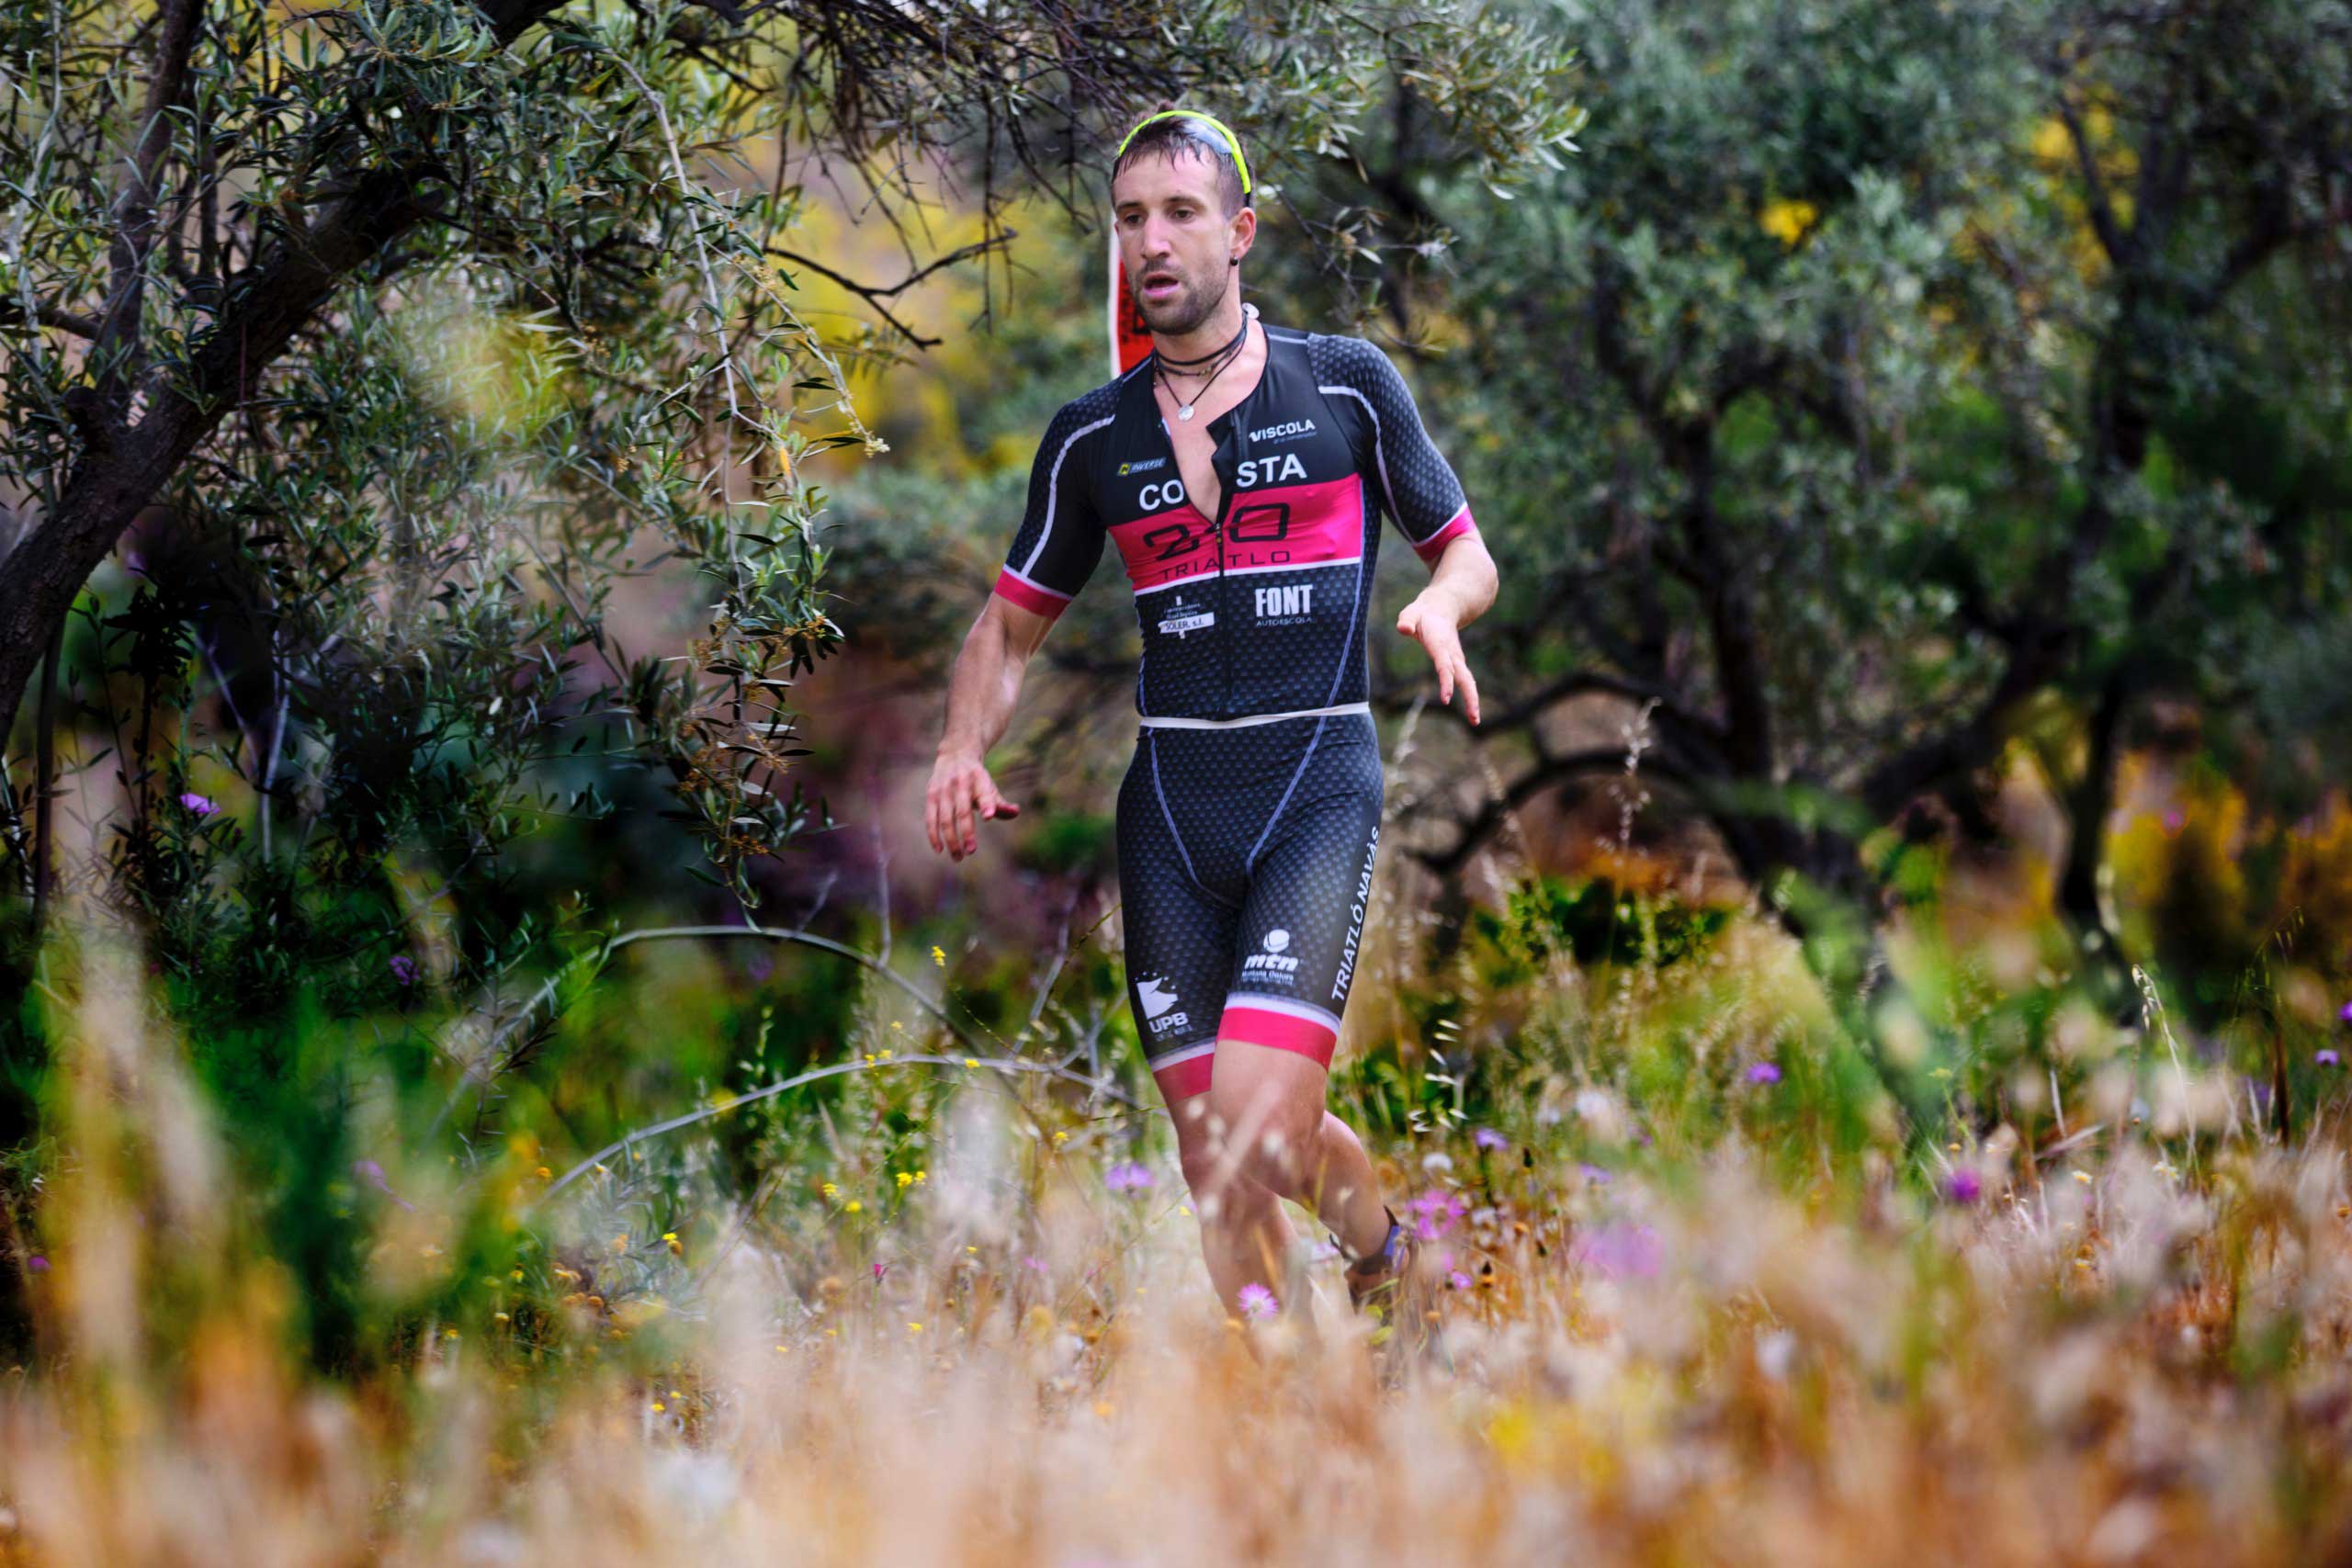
[991,312,1477,1101]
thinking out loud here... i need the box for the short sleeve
[992,399,1112,620]
[1318,337,1478,564]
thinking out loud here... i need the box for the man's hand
[925,748,1021,861]
[1396,592,1481,726]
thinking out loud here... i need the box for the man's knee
[1204,1083,1321,1196]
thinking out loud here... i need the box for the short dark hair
[1110,111,1250,217]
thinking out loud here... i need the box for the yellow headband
[1115,109,1253,199]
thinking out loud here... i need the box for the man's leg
[1200,1040,1392,1272]
[1169,1092,1298,1313]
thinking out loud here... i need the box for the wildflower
[914,1170,926,1183]
[389,954,418,987]
[1745,1061,1781,1086]
[27,1256,47,1273]
[1450,1270,1473,1291]
[1103,1161,1155,1194]
[1237,1282,1279,1321]
[908,1322,923,1334]
[932,945,946,966]
[2319,1049,2342,1067]
[2073,1170,2092,1184]
[1052,1130,1069,1144]
[2340,1001,2352,1025]
[1758,197,1819,246]
[965,1058,980,1068]
[821,1182,839,1198]
[662,1232,682,1256]
[2163,808,2184,833]
[1944,1168,1983,1204]
[1022,1257,1046,1273]
[897,1171,914,1189]
[1578,1163,1611,1185]
[844,1201,862,1213]
[177,791,218,816]
[1473,1127,1509,1152]
[1408,1188,1470,1241]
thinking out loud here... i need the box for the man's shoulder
[1040,369,1138,444]
[1281,328,1397,389]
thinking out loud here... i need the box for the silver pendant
[1177,404,1196,421]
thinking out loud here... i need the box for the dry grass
[10,937,2352,1567]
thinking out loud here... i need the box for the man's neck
[1151,291,1250,365]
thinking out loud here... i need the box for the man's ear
[1228,205,1258,265]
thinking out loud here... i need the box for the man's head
[1111,110,1257,337]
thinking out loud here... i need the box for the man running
[922,109,1498,1328]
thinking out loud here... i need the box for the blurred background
[2,0,2351,1560]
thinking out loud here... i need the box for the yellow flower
[662,1232,683,1256]
[1052,1130,1069,1144]
[932,945,946,966]
[610,1235,628,1253]
[821,1181,839,1198]
[536,1166,552,1179]
[1758,197,1819,247]
[2074,1171,2093,1184]
[897,1171,913,1189]
[845,1201,862,1213]
[915,1170,926,1183]
[908,1322,924,1334]
[881,1048,894,1060]
[965,1058,979,1068]
[651,1401,665,1413]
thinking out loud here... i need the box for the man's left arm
[1355,343,1498,725]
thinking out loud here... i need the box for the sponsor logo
[1241,927,1299,984]
[1332,826,1380,1001]
[1137,975,1190,1034]
[1139,479,1186,510]
[1235,452,1306,490]
[1118,457,1168,476]
[1156,594,1215,638]
[1250,419,1317,445]
[1253,584,1315,623]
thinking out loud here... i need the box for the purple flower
[1944,1168,1983,1204]
[389,954,418,987]
[1449,1270,1473,1291]
[2163,809,2185,833]
[1022,1256,1046,1274]
[1237,1282,1279,1321]
[1473,1127,1509,1152]
[1408,1188,1470,1242]
[1746,1062,1782,1086]
[2339,1000,2352,1026]
[872,1261,888,1281]
[1578,1162,1611,1185]
[26,1256,48,1274]
[2317,1049,2342,1068]
[1570,1223,1663,1280]
[1103,1161,1155,1194]
[177,792,218,816]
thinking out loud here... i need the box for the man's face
[1112,149,1253,336]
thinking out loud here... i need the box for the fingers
[950,773,977,859]
[1396,603,1420,637]
[1457,658,1481,726]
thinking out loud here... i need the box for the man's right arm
[924,396,1109,860]
[924,593,1055,861]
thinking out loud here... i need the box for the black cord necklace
[1154,305,1254,422]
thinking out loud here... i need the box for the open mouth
[1140,272,1182,301]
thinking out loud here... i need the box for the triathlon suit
[991,310,1477,1101]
